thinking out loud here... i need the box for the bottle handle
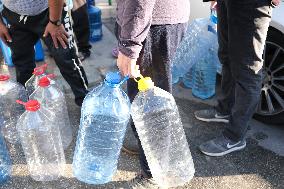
[16,100,26,106]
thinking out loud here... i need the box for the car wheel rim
[257,41,284,116]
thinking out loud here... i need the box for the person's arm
[43,0,68,49]
[117,0,157,77]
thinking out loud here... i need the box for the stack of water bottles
[172,10,222,99]
[0,63,71,183]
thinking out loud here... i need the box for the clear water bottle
[131,76,195,188]
[182,65,195,89]
[0,130,12,184]
[16,100,66,181]
[192,12,218,100]
[73,72,130,185]
[172,19,208,85]
[0,74,28,144]
[30,76,73,149]
[25,64,57,97]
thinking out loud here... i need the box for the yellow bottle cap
[137,77,154,92]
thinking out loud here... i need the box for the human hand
[271,0,281,7]
[117,52,140,78]
[0,23,12,45]
[43,22,68,49]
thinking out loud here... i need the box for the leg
[71,3,92,56]
[127,23,187,178]
[194,0,233,123]
[215,0,235,115]
[224,0,272,141]
[199,0,272,157]
[2,8,38,86]
[37,6,89,104]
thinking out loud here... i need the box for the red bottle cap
[33,63,48,76]
[16,100,40,112]
[38,76,50,87]
[0,74,10,81]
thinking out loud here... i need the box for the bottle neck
[104,80,121,88]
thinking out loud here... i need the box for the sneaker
[194,109,229,123]
[199,135,246,157]
[128,175,159,189]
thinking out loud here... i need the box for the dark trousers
[216,0,272,141]
[2,5,89,102]
[71,3,92,54]
[123,23,187,177]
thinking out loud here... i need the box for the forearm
[119,0,157,59]
[49,0,65,21]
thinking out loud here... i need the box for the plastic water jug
[30,76,73,149]
[87,3,103,42]
[25,64,56,97]
[73,72,130,185]
[131,76,195,188]
[182,65,195,89]
[0,74,28,144]
[16,100,66,181]
[0,40,44,67]
[171,19,208,85]
[192,13,218,99]
[0,129,12,184]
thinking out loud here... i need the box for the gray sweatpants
[216,0,272,141]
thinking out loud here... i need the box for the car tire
[253,27,284,125]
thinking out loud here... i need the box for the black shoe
[78,51,91,62]
[199,135,246,157]
[194,109,229,123]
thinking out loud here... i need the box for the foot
[128,175,159,189]
[78,51,91,62]
[199,135,246,157]
[194,109,229,123]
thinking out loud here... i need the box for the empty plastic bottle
[172,18,208,85]
[0,74,28,144]
[192,12,218,100]
[16,100,66,181]
[25,64,57,97]
[131,76,195,188]
[30,76,73,149]
[182,65,195,89]
[73,72,130,185]
[0,130,12,184]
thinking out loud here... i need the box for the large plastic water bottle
[87,1,103,42]
[25,64,57,97]
[0,74,28,144]
[0,130,12,184]
[182,65,195,89]
[172,19,208,84]
[16,100,66,181]
[131,76,195,188]
[73,72,130,185]
[30,76,73,149]
[192,12,218,99]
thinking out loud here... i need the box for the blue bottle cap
[105,72,121,85]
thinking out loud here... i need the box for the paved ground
[0,1,283,189]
